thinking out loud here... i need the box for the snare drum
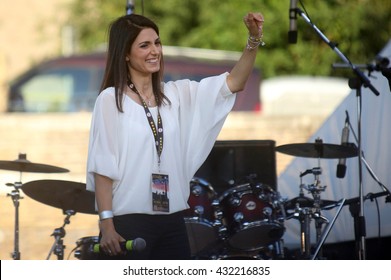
[219,183,285,251]
[74,236,99,260]
[184,178,219,256]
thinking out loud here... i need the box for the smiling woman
[85,11,264,260]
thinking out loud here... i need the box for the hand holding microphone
[93,238,146,256]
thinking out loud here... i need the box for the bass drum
[73,236,99,260]
[184,178,219,257]
[219,183,285,251]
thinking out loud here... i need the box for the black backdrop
[195,140,277,195]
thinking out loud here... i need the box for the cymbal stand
[305,168,328,250]
[299,207,311,259]
[6,181,23,260]
[294,167,329,259]
[46,210,75,260]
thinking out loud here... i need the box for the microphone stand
[349,77,367,260]
[345,107,391,256]
[345,110,391,200]
[293,8,380,97]
[292,7,381,259]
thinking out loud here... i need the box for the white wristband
[99,210,114,221]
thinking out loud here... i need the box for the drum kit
[183,138,358,260]
[2,138,358,260]
[185,177,286,259]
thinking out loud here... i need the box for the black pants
[99,210,191,260]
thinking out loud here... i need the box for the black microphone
[336,112,350,178]
[374,55,391,91]
[374,55,390,69]
[93,238,146,254]
[381,67,391,91]
[126,0,135,15]
[288,0,298,44]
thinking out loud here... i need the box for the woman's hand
[243,12,264,38]
[99,219,126,256]
[226,11,265,93]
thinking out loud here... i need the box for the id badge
[151,173,169,212]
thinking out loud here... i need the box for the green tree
[67,0,391,79]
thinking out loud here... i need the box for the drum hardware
[311,198,346,260]
[19,180,96,259]
[73,236,100,260]
[216,225,228,241]
[211,200,228,241]
[285,166,337,259]
[211,238,286,260]
[1,154,70,260]
[5,182,23,260]
[276,140,358,259]
[46,210,75,260]
[289,204,330,259]
[215,251,263,260]
[272,238,285,259]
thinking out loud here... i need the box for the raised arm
[226,12,264,93]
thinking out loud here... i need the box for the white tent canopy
[278,40,391,248]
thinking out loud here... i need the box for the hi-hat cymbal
[284,196,338,211]
[22,180,96,214]
[0,154,69,173]
[276,142,358,159]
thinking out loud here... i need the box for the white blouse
[86,72,236,215]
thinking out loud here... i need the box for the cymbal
[22,180,96,214]
[0,154,69,173]
[284,196,338,211]
[276,142,358,159]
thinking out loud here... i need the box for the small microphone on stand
[336,111,350,178]
[126,0,135,15]
[288,0,298,44]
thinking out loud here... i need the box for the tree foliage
[67,0,391,79]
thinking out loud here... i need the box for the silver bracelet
[246,35,265,51]
[99,210,114,221]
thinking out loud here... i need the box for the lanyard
[128,82,164,167]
